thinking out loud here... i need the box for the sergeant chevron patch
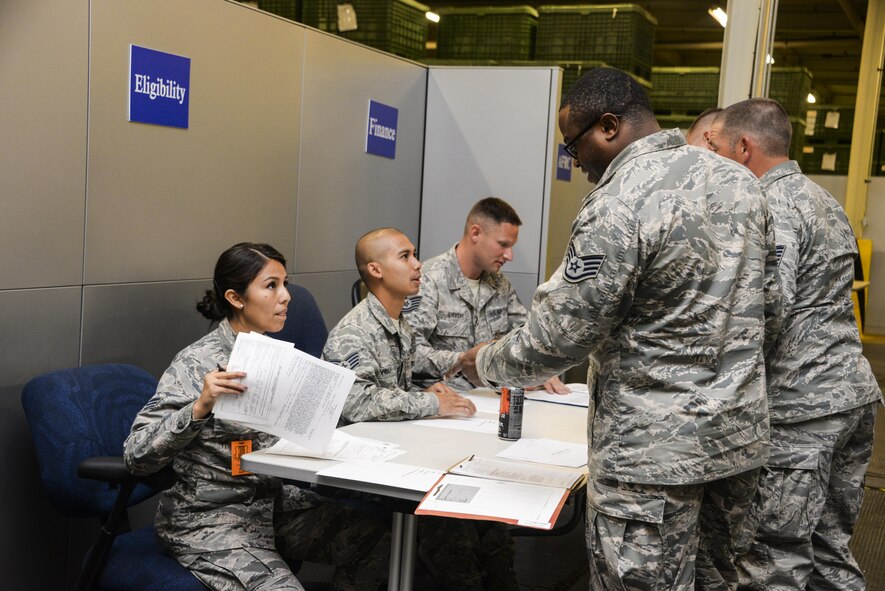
[563,243,605,283]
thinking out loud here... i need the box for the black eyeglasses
[562,114,620,160]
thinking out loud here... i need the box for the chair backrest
[351,278,367,308]
[21,364,159,518]
[267,284,328,358]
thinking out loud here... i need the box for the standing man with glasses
[459,67,783,590]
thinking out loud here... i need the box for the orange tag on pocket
[231,440,252,476]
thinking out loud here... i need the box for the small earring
[239,304,245,309]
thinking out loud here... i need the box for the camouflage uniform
[735,160,883,591]
[323,292,439,425]
[476,129,783,590]
[123,319,389,591]
[408,245,527,391]
[325,292,518,591]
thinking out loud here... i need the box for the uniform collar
[365,291,404,336]
[759,160,802,190]
[444,243,501,293]
[218,318,237,349]
[593,128,687,191]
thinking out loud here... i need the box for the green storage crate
[436,6,538,61]
[302,0,429,60]
[258,0,300,21]
[770,67,812,118]
[536,4,656,82]
[650,67,720,116]
[802,142,851,175]
[805,106,854,143]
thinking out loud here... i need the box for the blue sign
[129,45,191,129]
[556,144,572,182]
[366,100,398,159]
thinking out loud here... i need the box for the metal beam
[843,0,885,239]
[837,0,866,37]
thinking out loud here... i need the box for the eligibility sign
[366,100,398,159]
[556,144,572,182]
[129,45,191,129]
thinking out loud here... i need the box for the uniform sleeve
[324,330,440,425]
[123,361,210,476]
[410,278,462,382]
[506,281,528,330]
[763,199,787,356]
[478,198,642,387]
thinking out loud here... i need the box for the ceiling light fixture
[425,11,440,23]
[766,54,775,64]
[807,92,817,104]
[708,6,727,28]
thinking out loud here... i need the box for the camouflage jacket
[477,128,783,485]
[408,245,527,390]
[123,319,321,558]
[762,160,882,423]
[323,292,439,425]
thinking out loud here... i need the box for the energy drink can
[498,387,524,441]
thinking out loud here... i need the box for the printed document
[496,438,588,468]
[416,456,585,529]
[416,474,570,530]
[213,332,354,452]
[413,416,498,434]
[317,462,444,492]
[264,430,403,463]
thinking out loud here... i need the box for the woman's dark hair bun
[196,289,225,321]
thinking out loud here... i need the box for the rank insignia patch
[401,294,422,314]
[564,243,605,283]
[775,245,786,266]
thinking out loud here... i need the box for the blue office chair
[268,284,329,357]
[21,364,206,591]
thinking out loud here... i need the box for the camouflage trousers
[181,495,390,591]
[736,402,878,591]
[586,469,760,591]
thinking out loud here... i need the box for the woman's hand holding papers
[426,382,477,418]
[193,366,247,420]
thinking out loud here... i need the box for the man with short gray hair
[708,97,882,590]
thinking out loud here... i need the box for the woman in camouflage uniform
[124,242,389,591]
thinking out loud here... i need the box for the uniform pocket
[755,444,823,541]
[587,480,667,589]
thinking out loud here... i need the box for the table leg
[399,513,418,589]
[388,512,404,591]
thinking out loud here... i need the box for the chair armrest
[78,456,178,490]
[78,456,132,484]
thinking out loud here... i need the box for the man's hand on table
[526,376,571,395]
[427,382,476,417]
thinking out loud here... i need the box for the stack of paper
[213,332,355,452]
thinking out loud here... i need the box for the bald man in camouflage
[708,98,882,590]
[461,67,783,590]
[323,227,517,591]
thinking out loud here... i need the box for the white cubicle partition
[420,66,561,306]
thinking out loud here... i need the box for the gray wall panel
[81,281,216,378]
[295,31,426,274]
[507,272,543,315]
[860,177,885,334]
[0,287,82,590]
[0,0,87,290]
[421,67,557,277]
[85,0,303,283]
[291,271,361,332]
